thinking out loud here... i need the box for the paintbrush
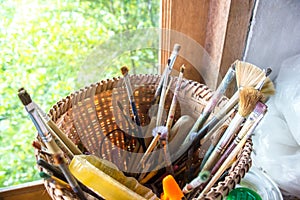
[37,157,103,199]
[18,88,63,154]
[139,45,181,165]
[187,62,236,138]
[33,101,82,156]
[18,88,82,159]
[211,101,268,176]
[181,62,236,182]
[196,102,267,199]
[166,64,185,131]
[200,87,263,172]
[53,153,86,200]
[188,63,274,148]
[32,140,53,156]
[140,65,185,165]
[138,115,194,182]
[121,66,147,152]
[152,43,181,105]
[198,124,230,171]
[199,67,273,172]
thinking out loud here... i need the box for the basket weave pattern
[36,74,252,200]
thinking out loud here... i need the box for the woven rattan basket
[35,74,253,200]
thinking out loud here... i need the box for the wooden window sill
[0,180,51,200]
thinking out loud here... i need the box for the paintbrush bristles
[121,66,129,76]
[236,61,265,88]
[238,87,263,116]
[261,78,275,98]
[18,88,32,106]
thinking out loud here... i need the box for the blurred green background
[0,0,159,187]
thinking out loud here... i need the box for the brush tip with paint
[17,87,32,106]
[173,43,181,53]
[120,66,129,76]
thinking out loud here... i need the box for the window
[0,0,160,187]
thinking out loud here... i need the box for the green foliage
[0,0,159,187]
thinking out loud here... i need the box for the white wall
[244,0,300,80]
[243,0,300,198]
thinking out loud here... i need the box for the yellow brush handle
[69,155,159,200]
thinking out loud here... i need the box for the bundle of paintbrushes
[18,46,274,200]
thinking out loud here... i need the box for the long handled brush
[141,65,185,165]
[196,101,268,199]
[141,44,180,161]
[176,63,274,171]
[211,101,268,176]
[178,62,236,181]
[199,66,273,172]
[121,66,147,152]
[152,44,181,105]
[200,87,264,172]
[18,88,82,159]
[18,88,63,155]
[189,62,274,148]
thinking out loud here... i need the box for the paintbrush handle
[54,154,86,200]
[140,134,160,165]
[210,118,254,177]
[37,158,66,180]
[203,66,236,116]
[182,66,236,149]
[154,44,181,101]
[130,101,141,126]
[47,120,82,155]
[193,91,239,144]
[200,106,236,146]
[218,114,244,150]
[122,72,146,152]
[28,109,62,154]
[166,65,185,130]
[200,113,243,172]
[214,91,239,120]
[156,68,169,126]
[211,101,267,173]
[34,103,81,156]
[197,108,266,199]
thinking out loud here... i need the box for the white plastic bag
[252,54,300,198]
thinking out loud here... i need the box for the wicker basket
[35,74,253,200]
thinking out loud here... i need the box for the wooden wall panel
[160,0,255,96]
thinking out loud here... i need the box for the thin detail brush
[166,65,185,131]
[153,44,181,104]
[141,65,185,165]
[121,66,146,152]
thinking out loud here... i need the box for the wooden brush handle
[48,120,82,155]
